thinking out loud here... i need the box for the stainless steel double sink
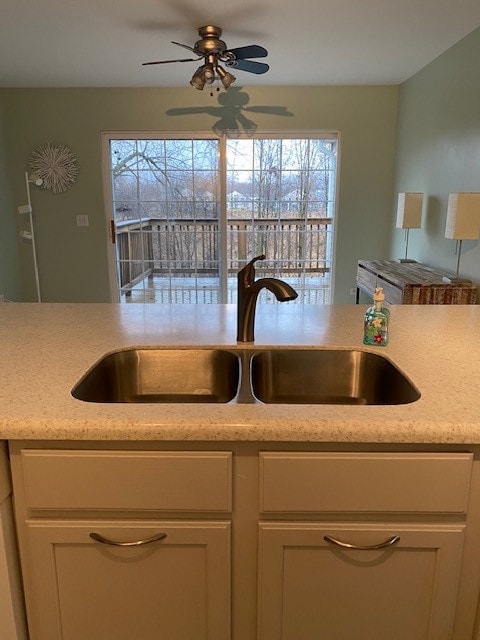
[71,347,420,405]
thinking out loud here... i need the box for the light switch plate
[76,215,89,227]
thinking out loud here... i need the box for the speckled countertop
[0,303,479,443]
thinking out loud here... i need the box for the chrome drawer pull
[324,534,400,550]
[89,531,167,547]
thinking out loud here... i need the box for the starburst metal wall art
[29,143,78,193]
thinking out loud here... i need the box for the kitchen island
[3,303,480,640]
[0,302,479,443]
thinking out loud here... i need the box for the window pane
[226,136,336,304]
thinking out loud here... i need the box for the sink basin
[251,348,420,405]
[72,346,419,406]
[72,348,241,403]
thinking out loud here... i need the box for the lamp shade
[445,193,480,240]
[396,193,423,229]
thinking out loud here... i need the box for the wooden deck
[122,275,331,304]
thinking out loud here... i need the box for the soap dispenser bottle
[363,287,390,346]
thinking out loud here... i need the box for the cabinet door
[258,522,465,640]
[24,520,231,640]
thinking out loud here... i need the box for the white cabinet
[258,522,464,640]
[11,447,232,640]
[0,441,28,640]
[25,520,230,640]
[257,451,473,640]
[9,443,480,640]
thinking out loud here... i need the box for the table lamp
[396,192,423,262]
[445,192,480,278]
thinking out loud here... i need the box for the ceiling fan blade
[171,41,197,53]
[226,45,268,60]
[226,59,269,74]
[142,57,200,66]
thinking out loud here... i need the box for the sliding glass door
[103,133,337,304]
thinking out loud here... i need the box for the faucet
[237,254,298,342]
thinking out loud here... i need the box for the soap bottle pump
[363,287,390,346]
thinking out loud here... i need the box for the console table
[356,260,477,305]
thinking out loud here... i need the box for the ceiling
[2,0,480,88]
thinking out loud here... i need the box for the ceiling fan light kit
[143,25,269,92]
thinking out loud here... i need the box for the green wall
[0,96,21,300]
[391,27,480,284]
[1,85,398,303]
[2,26,480,305]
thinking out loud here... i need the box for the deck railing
[115,217,332,295]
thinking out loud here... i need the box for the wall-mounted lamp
[396,192,423,262]
[17,172,42,301]
[445,192,480,278]
[27,174,43,187]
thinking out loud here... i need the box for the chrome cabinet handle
[89,531,167,547]
[324,534,400,550]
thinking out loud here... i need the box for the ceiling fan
[142,25,269,91]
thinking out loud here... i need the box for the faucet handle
[239,254,266,286]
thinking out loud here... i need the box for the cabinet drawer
[259,452,472,513]
[21,450,232,512]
